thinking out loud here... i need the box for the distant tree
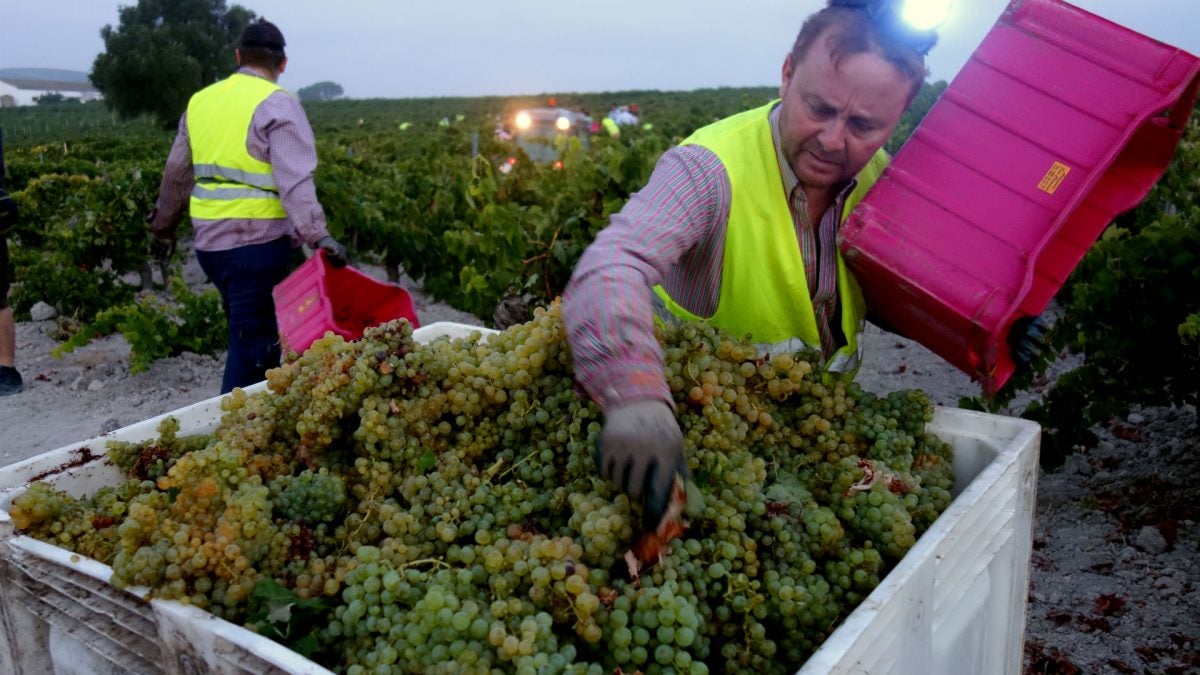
[297,81,344,102]
[34,93,80,105]
[90,0,256,128]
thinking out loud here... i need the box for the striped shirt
[562,104,858,411]
[150,68,329,252]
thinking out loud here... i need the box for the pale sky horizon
[3,1,1199,99]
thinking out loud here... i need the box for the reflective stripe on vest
[187,73,288,220]
[652,100,889,376]
[192,183,282,200]
[193,163,277,190]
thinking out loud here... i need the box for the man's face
[778,33,912,190]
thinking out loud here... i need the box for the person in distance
[0,186,21,396]
[563,0,970,525]
[147,18,349,394]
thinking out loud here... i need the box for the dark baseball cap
[239,19,286,52]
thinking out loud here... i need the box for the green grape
[15,302,955,674]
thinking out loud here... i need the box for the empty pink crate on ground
[272,249,420,355]
[839,0,1200,395]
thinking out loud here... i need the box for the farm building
[0,68,101,106]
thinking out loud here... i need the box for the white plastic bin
[0,323,1040,675]
[798,409,1039,675]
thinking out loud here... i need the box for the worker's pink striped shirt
[151,68,329,252]
[563,104,857,411]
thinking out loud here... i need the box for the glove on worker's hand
[148,232,176,263]
[144,209,175,262]
[1008,315,1051,372]
[316,236,349,267]
[597,400,688,528]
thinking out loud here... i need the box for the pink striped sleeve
[150,116,195,237]
[562,144,729,411]
[251,91,329,246]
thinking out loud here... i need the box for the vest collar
[236,66,276,83]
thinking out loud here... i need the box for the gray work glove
[597,400,688,528]
[1008,315,1051,372]
[316,235,349,267]
[144,209,175,263]
[148,232,176,263]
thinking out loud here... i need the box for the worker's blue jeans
[196,237,292,394]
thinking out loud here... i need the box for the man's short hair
[238,19,286,70]
[790,4,931,103]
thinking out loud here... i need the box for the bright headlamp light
[828,0,950,54]
[899,0,951,31]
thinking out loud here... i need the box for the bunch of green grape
[13,302,955,674]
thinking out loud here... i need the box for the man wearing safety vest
[148,19,348,394]
[563,0,941,524]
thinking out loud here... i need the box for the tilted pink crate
[840,0,1200,395]
[272,249,420,355]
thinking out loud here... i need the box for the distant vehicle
[500,107,592,170]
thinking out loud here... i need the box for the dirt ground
[0,260,1196,674]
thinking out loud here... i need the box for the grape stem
[397,557,452,571]
[339,485,382,555]
[494,450,536,482]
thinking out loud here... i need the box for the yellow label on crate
[297,295,316,313]
[1037,161,1071,194]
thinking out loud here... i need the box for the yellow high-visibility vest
[187,73,288,220]
[654,101,888,376]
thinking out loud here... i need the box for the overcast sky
[3,1,1199,99]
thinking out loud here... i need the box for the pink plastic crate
[839,0,1200,395]
[272,249,420,355]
